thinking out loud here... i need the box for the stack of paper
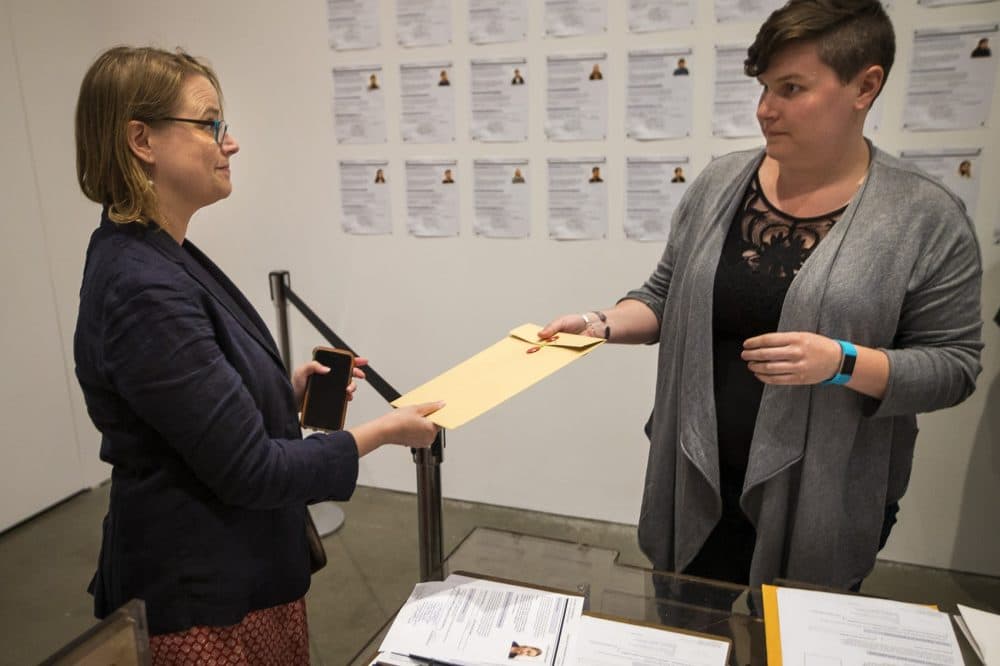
[762,584,965,665]
[373,574,731,666]
[376,574,583,666]
[557,614,731,666]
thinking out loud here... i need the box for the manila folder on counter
[391,324,605,429]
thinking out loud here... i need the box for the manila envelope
[391,324,605,429]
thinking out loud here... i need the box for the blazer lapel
[144,227,288,373]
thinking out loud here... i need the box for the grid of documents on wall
[325,0,998,242]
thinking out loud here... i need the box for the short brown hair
[744,0,895,93]
[75,46,222,225]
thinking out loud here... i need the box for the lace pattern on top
[711,172,847,474]
[737,174,845,280]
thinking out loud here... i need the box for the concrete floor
[2,483,999,665]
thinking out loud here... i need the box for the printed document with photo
[375,574,731,666]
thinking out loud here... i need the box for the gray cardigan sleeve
[870,201,983,418]
[620,239,675,337]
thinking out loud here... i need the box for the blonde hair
[75,46,222,225]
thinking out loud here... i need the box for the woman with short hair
[541,0,982,591]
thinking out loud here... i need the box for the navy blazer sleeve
[76,222,358,509]
[101,272,357,507]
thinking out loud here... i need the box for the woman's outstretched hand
[538,314,589,339]
[349,401,445,456]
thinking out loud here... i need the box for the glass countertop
[348,526,765,665]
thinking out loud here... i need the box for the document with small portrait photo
[545,53,608,141]
[626,156,692,241]
[473,158,531,238]
[547,157,608,240]
[339,160,391,235]
[902,24,999,131]
[400,62,455,143]
[375,574,730,666]
[627,48,694,140]
[405,159,460,237]
[378,574,584,666]
[470,58,529,142]
[331,65,387,144]
[898,147,982,221]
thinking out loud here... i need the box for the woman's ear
[126,120,156,166]
[855,65,885,110]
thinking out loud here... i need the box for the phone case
[300,346,355,432]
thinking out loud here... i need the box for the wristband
[822,339,857,385]
[590,311,609,340]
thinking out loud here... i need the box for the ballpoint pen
[408,654,464,666]
[374,653,465,666]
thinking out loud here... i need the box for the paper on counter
[559,614,730,666]
[956,603,1000,664]
[763,584,963,666]
[378,574,584,666]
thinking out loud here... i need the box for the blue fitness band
[823,340,858,385]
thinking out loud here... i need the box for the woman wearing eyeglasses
[73,46,443,661]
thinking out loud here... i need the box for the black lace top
[712,173,845,487]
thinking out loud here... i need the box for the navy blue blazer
[74,212,359,635]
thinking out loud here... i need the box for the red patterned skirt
[148,598,310,665]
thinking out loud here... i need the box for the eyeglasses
[162,117,229,146]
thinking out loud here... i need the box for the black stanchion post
[415,432,445,582]
[269,270,345,536]
[269,270,445,579]
[268,270,292,373]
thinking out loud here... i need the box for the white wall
[0,7,82,531]
[2,0,997,575]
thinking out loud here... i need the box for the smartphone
[300,347,355,432]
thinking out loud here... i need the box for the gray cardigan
[624,145,982,590]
